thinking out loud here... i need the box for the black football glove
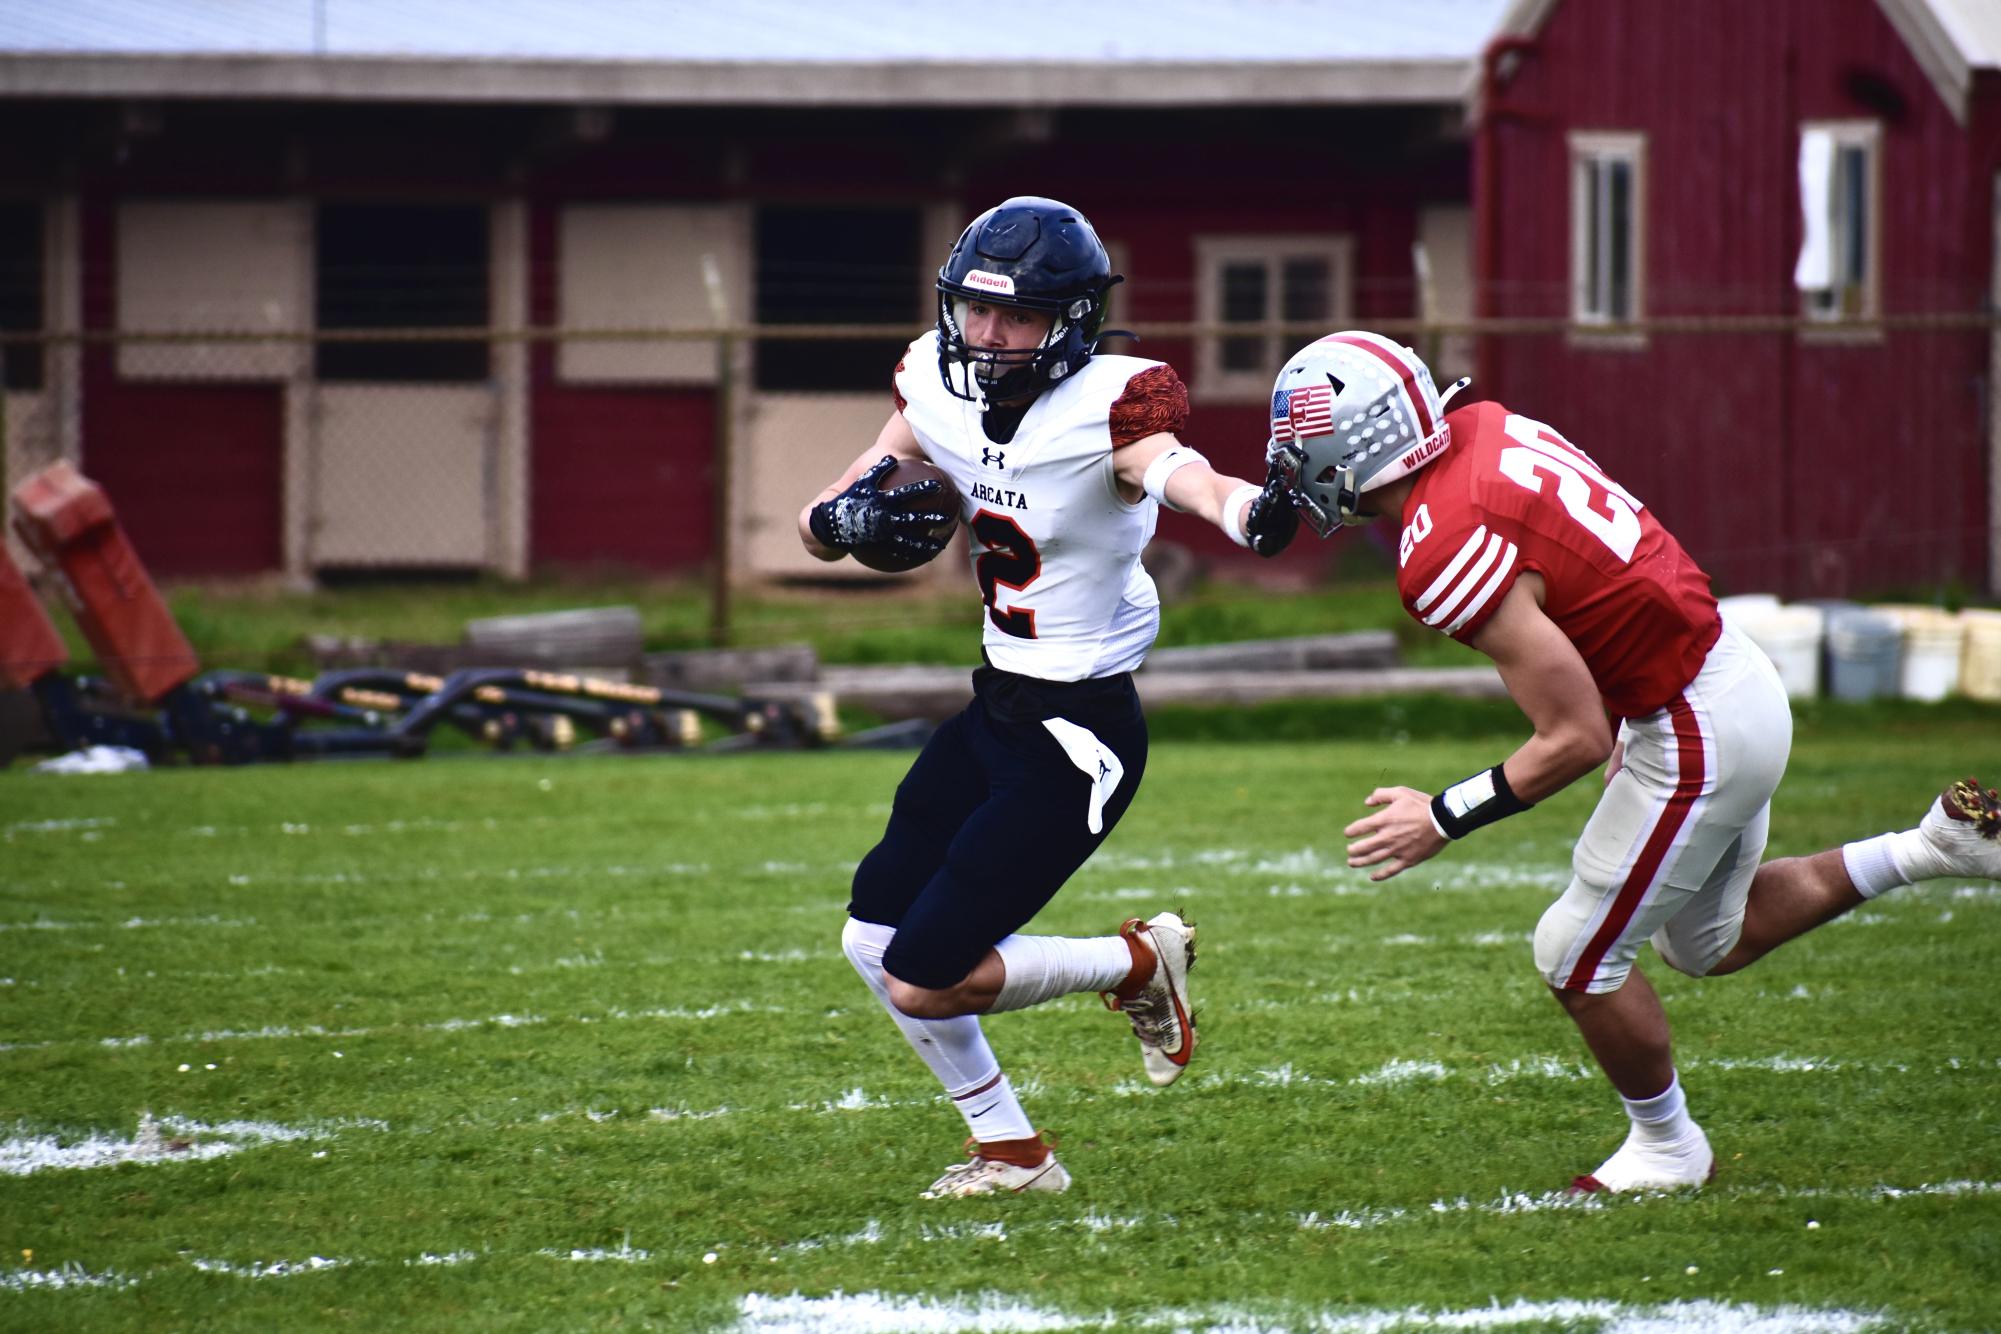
[809,455,954,560]
[1244,461,1301,559]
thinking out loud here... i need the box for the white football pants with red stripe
[1536,620,1794,994]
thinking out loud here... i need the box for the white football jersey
[895,329,1163,682]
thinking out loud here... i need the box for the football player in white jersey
[798,196,1298,1197]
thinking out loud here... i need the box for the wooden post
[703,255,733,647]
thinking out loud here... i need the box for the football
[852,458,962,573]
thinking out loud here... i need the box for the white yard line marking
[8,1001,782,1057]
[772,1177,2001,1258]
[2,817,116,839]
[189,1256,350,1278]
[0,914,256,933]
[538,1242,652,1263]
[1,1113,387,1177]
[728,1293,1891,1333]
[0,1264,135,1292]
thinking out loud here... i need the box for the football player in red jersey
[1270,330,2001,1193]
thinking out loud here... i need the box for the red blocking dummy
[0,536,67,689]
[10,461,197,704]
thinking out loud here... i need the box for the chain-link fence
[4,313,1996,615]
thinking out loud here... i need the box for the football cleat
[1568,1125,1716,1195]
[1896,776,2001,884]
[1103,911,1198,1087]
[920,1136,1070,1199]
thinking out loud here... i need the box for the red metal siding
[526,201,717,573]
[76,195,284,579]
[1481,0,1993,597]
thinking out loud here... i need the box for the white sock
[1842,833,1912,899]
[1887,823,1954,886]
[989,933,1136,1012]
[840,918,1034,1142]
[1621,1073,1697,1146]
[946,1070,1034,1143]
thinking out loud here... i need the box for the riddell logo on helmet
[964,269,1016,295]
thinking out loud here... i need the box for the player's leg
[1710,778,2001,975]
[842,708,1060,1196]
[876,676,1172,1195]
[878,681,1152,1020]
[882,672,1192,1084]
[1541,623,1789,1191]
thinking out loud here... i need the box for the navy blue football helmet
[935,196,1122,404]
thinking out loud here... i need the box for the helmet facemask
[936,289,1101,406]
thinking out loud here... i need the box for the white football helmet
[1266,331,1469,535]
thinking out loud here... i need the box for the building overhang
[0,53,1475,108]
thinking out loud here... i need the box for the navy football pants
[849,666,1149,990]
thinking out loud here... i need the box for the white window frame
[1569,132,1646,335]
[1796,120,1880,326]
[1193,235,1352,401]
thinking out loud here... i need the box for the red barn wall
[77,195,285,579]
[525,200,717,572]
[14,100,1469,581]
[1480,0,1994,598]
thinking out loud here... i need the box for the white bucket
[1737,604,1824,699]
[1959,609,2001,703]
[1825,610,1901,702]
[1716,593,1783,626]
[1881,607,1965,701]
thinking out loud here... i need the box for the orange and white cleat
[1103,911,1199,1086]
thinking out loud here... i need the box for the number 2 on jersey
[1498,414,1643,563]
[971,510,1041,638]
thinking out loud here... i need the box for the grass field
[3,716,1999,1331]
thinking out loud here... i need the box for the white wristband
[1140,446,1207,509]
[1221,483,1262,547]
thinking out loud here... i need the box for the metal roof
[0,0,1509,105]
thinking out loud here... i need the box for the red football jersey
[1396,400,1720,719]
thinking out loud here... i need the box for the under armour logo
[981,447,1006,469]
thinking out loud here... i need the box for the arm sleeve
[1109,364,1190,448]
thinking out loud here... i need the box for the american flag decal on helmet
[1271,383,1335,442]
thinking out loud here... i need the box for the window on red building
[1570,132,1646,329]
[316,203,489,383]
[754,206,920,393]
[0,202,44,391]
[1193,236,1352,401]
[1796,122,1879,322]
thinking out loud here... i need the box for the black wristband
[1429,764,1531,840]
[807,500,845,551]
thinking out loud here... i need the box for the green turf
[2,721,1998,1330]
